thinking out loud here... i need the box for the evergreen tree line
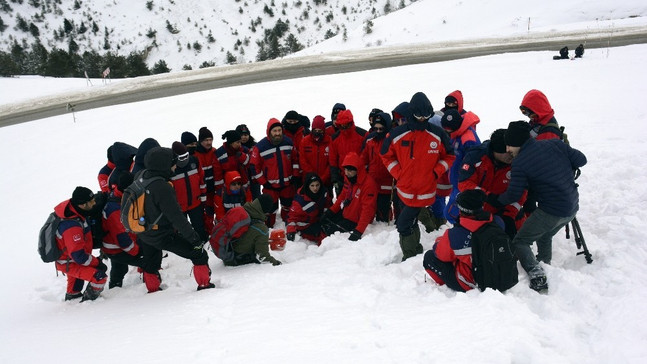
[0,41,170,78]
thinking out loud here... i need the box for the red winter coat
[299,133,332,186]
[195,145,224,193]
[215,171,252,220]
[458,145,527,228]
[521,89,562,141]
[101,190,140,256]
[215,142,251,187]
[432,215,492,291]
[283,125,308,153]
[98,160,115,193]
[381,122,455,207]
[287,188,327,234]
[361,133,394,195]
[171,155,206,212]
[53,200,100,267]
[250,119,300,189]
[329,153,378,233]
[329,112,367,184]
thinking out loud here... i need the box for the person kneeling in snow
[320,152,377,241]
[286,173,328,245]
[423,189,503,292]
[223,194,282,266]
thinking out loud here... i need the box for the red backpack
[209,206,252,262]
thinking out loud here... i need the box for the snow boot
[417,207,436,233]
[64,292,83,301]
[528,266,548,293]
[400,226,423,262]
[80,287,103,302]
[193,264,215,291]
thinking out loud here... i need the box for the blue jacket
[499,138,586,217]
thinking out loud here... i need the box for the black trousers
[422,251,465,292]
[321,211,357,236]
[107,252,145,288]
[140,232,208,273]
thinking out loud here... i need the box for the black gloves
[501,216,517,239]
[486,193,504,210]
[321,209,333,222]
[349,229,362,241]
[272,260,282,266]
[96,261,108,273]
[286,232,296,241]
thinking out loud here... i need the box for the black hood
[408,92,434,122]
[111,142,138,170]
[144,147,173,179]
[134,138,160,169]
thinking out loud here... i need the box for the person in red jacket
[299,115,333,204]
[250,118,300,227]
[519,89,563,141]
[194,127,223,234]
[423,189,503,292]
[329,109,367,196]
[216,130,252,190]
[361,112,395,222]
[286,173,328,245]
[458,129,527,238]
[98,145,115,193]
[101,172,145,289]
[215,170,251,221]
[171,141,209,242]
[381,92,455,261]
[53,187,107,302]
[321,152,378,241]
[282,110,309,155]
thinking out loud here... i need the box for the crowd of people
[49,88,587,302]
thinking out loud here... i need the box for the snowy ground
[1,44,647,363]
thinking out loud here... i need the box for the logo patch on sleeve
[462,163,470,171]
[73,234,82,242]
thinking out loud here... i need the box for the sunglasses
[413,113,432,121]
[338,123,352,130]
[230,181,242,186]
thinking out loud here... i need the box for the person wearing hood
[101,171,145,289]
[215,170,251,221]
[299,115,333,205]
[137,147,214,293]
[329,109,367,196]
[235,124,261,199]
[250,118,300,227]
[171,141,209,242]
[131,138,160,175]
[52,186,107,302]
[194,127,224,235]
[361,112,395,222]
[458,129,527,239]
[222,194,282,266]
[215,130,251,192]
[321,152,377,241]
[282,110,309,152]
[325,102,346,136]
[106,141,138,191]
[381,92,455,261]
[441,108,482,224]
[98,145,115,193]
[519,89,563,141]
[286,173,328,245]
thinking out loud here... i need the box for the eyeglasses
[519,106,535,117]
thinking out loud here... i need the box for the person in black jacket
[488,121,587,293]
[138,147,214,293]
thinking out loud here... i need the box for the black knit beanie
[505,121,531,147]
[456,189,485,215]
[181,131,198,145]
[488,129,507,154]
[222,130,242,144]
[441,109,464,132]
[71,186,95,206]
[198,127,214,142]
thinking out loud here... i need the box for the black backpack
[471,222,518,292]
[38,212,80,263]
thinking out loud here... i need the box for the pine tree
[152,59,170,74]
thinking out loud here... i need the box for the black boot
[81,287,103,302]
[64,292,83,301]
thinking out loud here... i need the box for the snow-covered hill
[1,0,646,73]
